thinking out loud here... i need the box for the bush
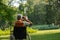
[0,26,38,36]
[31,25,60,30]
[0,28,10,36]
[27,27,38,33]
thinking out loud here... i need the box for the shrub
[31,25,60,30]
[0,28,10,36]
[27,27,38,33]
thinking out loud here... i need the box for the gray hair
[17,14,23,20]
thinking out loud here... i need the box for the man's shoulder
[15,20,23,23]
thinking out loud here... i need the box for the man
[13,14,32,40]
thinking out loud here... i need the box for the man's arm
[22,16,32,26]
[23,20,32,27]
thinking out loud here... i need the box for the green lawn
[0,29,60,40]
[31,29,60,40]
[31,33,60,40]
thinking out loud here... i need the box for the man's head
[17,14,23,20]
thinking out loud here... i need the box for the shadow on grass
[31,33,60,40]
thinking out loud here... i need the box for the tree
[26,0,46,25]
[0,0,17,30]
[44,0,60,26]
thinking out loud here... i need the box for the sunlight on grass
[0,29,60,40]
[31,29,60,40]
[31,29,60,35]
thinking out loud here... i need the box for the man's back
[15,20,24,27]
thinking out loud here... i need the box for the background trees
[27,0,60,25]
[0,0,60,30]
[0,0,17,30]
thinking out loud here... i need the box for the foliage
[0,0,60,30]
[0,0,17,30]
[27,0,60,25]
[0,26,39,36]
[32,25,60,30]
[0,28,10,36]
[27,27,38,33]
[27,0,46,25]
[19,4,25,15]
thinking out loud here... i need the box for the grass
[0,29,60,40]
[31,29,60,40]
[31,33,60,40]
